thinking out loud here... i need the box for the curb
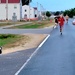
[15,34,50,75]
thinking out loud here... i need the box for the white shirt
[73,19,75,23]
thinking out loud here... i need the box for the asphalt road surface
[0,27,53,34]
[0,48,36,75]
[18,20,75,75]
[0,25,53,75]
[0,19,75,75]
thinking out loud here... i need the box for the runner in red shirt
[58,14,65,35]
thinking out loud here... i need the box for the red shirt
[58,17,65,26]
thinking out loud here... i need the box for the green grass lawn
[0,34,22,47]
[0,34,30,49]
[13,24,43,29]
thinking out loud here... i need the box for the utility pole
[40,4,44,20]
[43,7,46,19]
[40,4,42,20]
[0,0,2,54]
[29,0,30,21]
[37,2,38,20]
[40,4,42,17]
[41,5,46,20]
[6,0,8,20]
[20,0,22,21]
[44,9,46,19]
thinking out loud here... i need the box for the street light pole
[6,0,8,20]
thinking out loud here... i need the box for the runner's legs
[60,25,63,35]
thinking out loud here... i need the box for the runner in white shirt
[72,19,75,25]
[65,15,69,24]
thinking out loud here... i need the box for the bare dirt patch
[2,34,47,54]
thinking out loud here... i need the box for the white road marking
[15,34,50,75]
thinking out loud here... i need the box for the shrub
[0,34,16,39]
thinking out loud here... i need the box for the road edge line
[15,34,50,75]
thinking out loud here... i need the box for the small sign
[12,13,17,22]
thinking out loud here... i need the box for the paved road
[0,21,54,34]
[18,21,75,75]
[0,28,53,34]
[0,24,54,75]
[0,19,75,75]
[0,48,36,75]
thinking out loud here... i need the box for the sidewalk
[0,22,32,29]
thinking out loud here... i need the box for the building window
[35,14,37,17]
[14,5,17,9]
[13,13,16,16]
[25,10,27,12]
[14,6,17,9]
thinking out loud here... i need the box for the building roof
[1,0,20,3]
[33,7,37,10]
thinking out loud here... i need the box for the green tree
[69,9,74,18]
[63,10,70,16]
[46,11,51,19]
[63,8,75,18]
[54,11,60,15]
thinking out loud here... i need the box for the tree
[22,0,32,6]
[63,10,70,16]
[46,11,51,19]
[54,11,60,16]
[63,8,75,18]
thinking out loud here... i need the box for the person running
[58,14,65,35]
[72,19,75,25]
[54,16,59,28]
[65,15,69,24]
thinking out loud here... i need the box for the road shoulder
[2,34,47,54]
